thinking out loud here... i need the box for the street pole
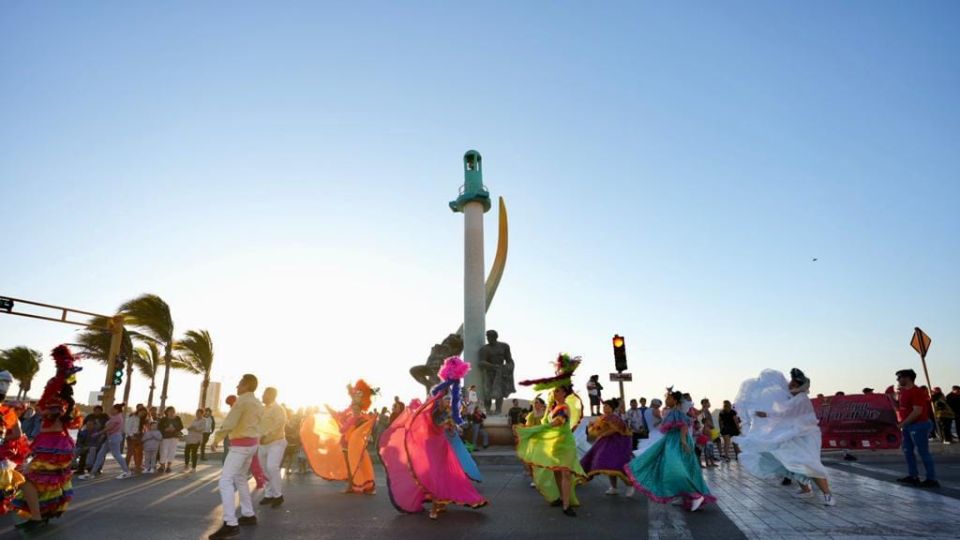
[101,314,125,410]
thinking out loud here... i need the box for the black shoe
[843,453,858,461]
[208,523,240,539]
[270,495,285,508]
[562,507,577,517]
[238,515,257,526]
[897,476,921,486]
[15,519,48,531]
[781,478,793,486]
[549,499,562,507]
[259,496,275,506]
[920,479,941,488]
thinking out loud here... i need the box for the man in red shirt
[895,369,938,488]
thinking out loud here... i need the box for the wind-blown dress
[734,369,828,485]
[301,406,377,493]
[11,425,76,519]
[580,413,633,482]
[516,395,587,505]
[0,406,30,514]
[378,395,486,513]
[624,408,716,510]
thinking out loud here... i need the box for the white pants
[258,439,288,498]
[159,438,178,464]
[220,444,258,526]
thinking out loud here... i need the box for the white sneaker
[529,481,536,488]
[146,468,155,474]
[116,472,132,479]
[689,496,705,512]
[77,473,92,480]
[625,486,635,497]
[822,494,836,507]
[793,488,814,499]
[605,487,618,496]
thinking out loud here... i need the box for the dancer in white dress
[734,368,836,506]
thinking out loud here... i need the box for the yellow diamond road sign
[910,327,931,359]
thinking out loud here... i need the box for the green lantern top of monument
[449,150,491,213]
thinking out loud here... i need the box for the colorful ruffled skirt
[378,396,486,513]
[12,432,75,519]
[624,430,715,510]
[580,433,633,481]
[516,424,586,505]
[301,408,376,493]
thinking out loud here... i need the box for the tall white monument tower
[449,150,492,397]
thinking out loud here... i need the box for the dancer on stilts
[301,380,379,494]
[12,345,83,530]
[624,387,715,512]
[379,356,486,520]
[516,353,587,517]
[580,398,634,496]
[0,370,31,515]
[734,368,836,506]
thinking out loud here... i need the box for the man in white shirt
[258,387,288,508]
[209,374,264,540]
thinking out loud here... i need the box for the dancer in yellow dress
[515,354,586,517]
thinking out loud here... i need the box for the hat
[518,353,582,391]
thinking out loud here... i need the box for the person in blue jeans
[894,369,938,488]
[81,404,132,480]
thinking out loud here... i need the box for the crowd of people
[0,344,956,536]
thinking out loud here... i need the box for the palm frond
[174,329,214,376]
[118,294,174,345]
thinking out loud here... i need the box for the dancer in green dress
[624,388,715,512]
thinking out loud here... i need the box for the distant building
[203,381,222,413]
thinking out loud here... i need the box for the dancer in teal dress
[624,388,715,512]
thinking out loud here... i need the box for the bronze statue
[478,329,515,415]
[409,334,463,392]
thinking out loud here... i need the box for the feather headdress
[38,345,82,421]
[518,353,582,391]
[430,356,470,425]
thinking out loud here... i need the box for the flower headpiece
[38,345,82,419]
[431,356,470,425]
[519,353,582,391]
[349,379,379,412]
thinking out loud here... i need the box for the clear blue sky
[2,1,958,411]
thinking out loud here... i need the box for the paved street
[1,451,957,540]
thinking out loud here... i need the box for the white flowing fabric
[633,408,664,456]
[734,369,828,481]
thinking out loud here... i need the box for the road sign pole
[618,379,625,412]
[911,327,944,442]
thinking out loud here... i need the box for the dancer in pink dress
[378,357,486,520]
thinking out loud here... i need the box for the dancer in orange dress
[0,371,31,515]
[301,380,379,494]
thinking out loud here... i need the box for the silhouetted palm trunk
[159,346,172,411]
[122,364,133,406]
[199,377,210,410]
[147,381,156,409]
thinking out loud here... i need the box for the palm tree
[118,294,175,410]
[0,346,43,399]
[73,316,135,404]
[131,342,163,408]
[174,329,215,410]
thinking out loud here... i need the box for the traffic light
[612,334,627,372]
[113,354,126,386]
